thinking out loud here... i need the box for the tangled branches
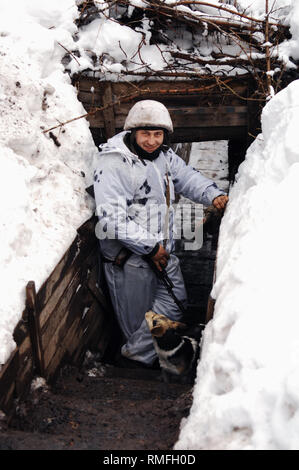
[70,0,291,101]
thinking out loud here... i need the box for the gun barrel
[143,256,186,315]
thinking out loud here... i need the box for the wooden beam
[76,77,250,98]
[86,105,248,130]
[0,350,19,414]
[101,82,116,139]
[26,281,45,377]
[78,88,247,108]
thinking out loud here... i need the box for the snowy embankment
[174,0,299,451]
[0,1,97,365]
[175,77,299,452]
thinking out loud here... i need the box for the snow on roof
[66,0,291,86]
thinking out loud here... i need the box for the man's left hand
[212,195,229,211]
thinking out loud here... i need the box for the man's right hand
[151,244,170,271]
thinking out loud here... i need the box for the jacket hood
[100,131,138,164]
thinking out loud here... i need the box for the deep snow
[175,79,299,450]
[1,0,299,451]
[0,0,98,364]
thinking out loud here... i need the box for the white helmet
[124,100,173,133]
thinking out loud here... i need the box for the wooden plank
[38,240,96,331]
[44,293,109,380]
[43,294,100,380]
[42,280,95,370]
[102,82,116,139]
[206,296,216,323]
[115,105,248,127]
[1,383,15,416]
[111,79,250,98]
[67,300,106,364]
[15,332,34,399]
[76,78,249,98]
[37,216,97,313]
[115,104,248,116]
[26,281,45,376]
[87,264,110,312]
[40,270,84,354]
[77,90,102,106]
[15,355,34,399]
[0,349,19,414]
[40,249,97,354]
[13,309,36,400]
[78,88,247,109]
[87,105,248,130]
[80,299,107,340]
[75,79,252,121]
[17,335,31,365]
[44,345,70,383]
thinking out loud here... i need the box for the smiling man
[135,129,164,153]
[93,100,228,368]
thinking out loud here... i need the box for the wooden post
[102,82,116,139]
[26,281,45,377]
[205,296,216,323]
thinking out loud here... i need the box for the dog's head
[145,311,187,338]
[145,310,201,380]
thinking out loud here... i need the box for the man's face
[135,129,164,153]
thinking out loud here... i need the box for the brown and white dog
[145,311,204,383]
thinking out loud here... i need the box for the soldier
[93,100,228,368]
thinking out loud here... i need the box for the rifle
[111,247,186,316]
[142,256,186,316]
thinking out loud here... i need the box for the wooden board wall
[0,215,113,417]
[73,78,254,143]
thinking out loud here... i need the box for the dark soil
[0,361,192,450]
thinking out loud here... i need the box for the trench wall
[0,216,112,418]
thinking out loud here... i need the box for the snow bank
[0,1,97,365]
[175,78,299,450]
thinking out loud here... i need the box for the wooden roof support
[101,82,116,139]
[73,78,260,143]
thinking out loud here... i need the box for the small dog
[145,311,204,383]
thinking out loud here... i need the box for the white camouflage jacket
[93,131,225,261]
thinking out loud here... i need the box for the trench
[0,236,217,451]
[0,140,231,450]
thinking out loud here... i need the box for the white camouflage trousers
[103,253,187,365]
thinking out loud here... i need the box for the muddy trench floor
[0,358,193,451]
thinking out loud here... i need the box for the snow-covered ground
[1,0,299,450]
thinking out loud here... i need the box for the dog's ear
[151,325,165,337]
[173,321,188,330]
